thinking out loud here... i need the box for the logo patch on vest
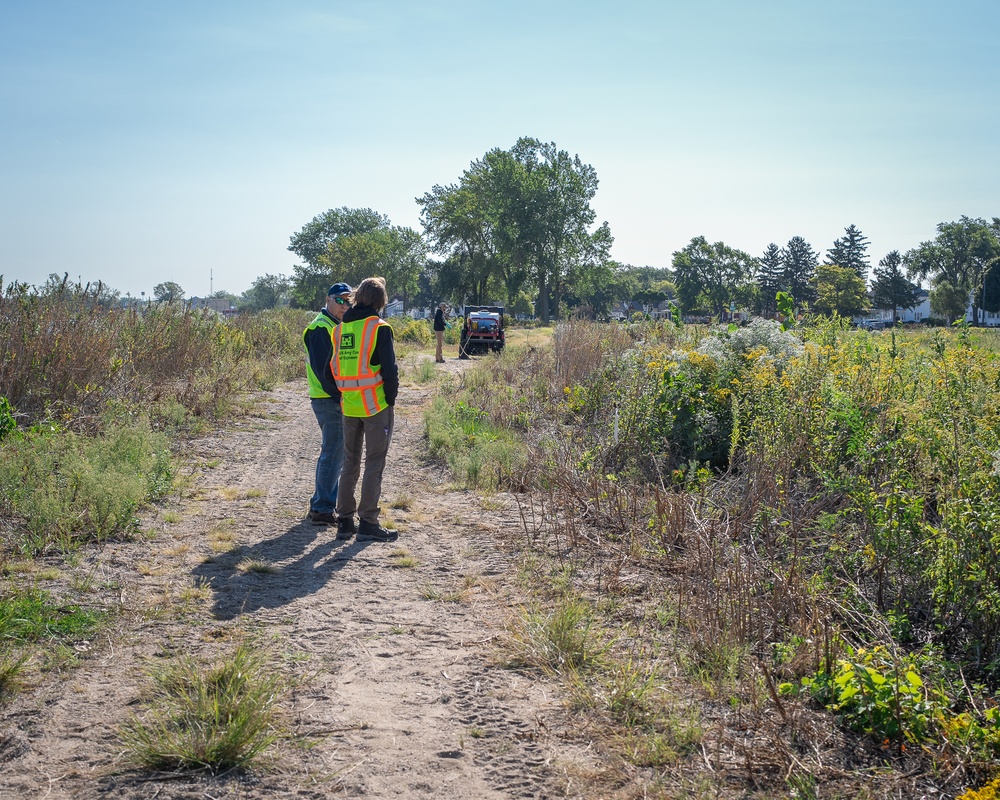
[341,332,356,350]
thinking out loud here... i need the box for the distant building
[385,298,405,317]
[188,296,239,317]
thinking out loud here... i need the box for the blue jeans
[310,397,345,514]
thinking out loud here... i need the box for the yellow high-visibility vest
[333,317,390,417]
[303,311,335,399]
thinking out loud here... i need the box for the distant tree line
[673,217,1000,324]
[280,137,999,325]
[18,138,996,325]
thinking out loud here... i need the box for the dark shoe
[311,511,337,526]
[336,516,357,540]
[356,521,398,542]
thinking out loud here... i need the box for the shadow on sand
[192,518,373,620]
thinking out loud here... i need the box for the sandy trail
[0,357,587,799]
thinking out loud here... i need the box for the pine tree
[870,250,921,323]
[826,224,871,280]
[757,243,784,315]
[784,236,818,304]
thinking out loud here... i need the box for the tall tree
[811,263,869,318]
[508,138,608,323]
[418,179,503,306]
[239,273,290,312]
[929,280,969,324]
[288,208,424,309]
[288,207,390,269]
[153,281,184,302]
[870,250,922,323]
[905,216,1000,326]
[757,243,784,315]
[672,236,758,319]
[783,236,818,305]
[418,137,611,322]
[826,224,871,280]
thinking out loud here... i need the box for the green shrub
[0,420,172,552]
[387,316,433,345]
[0,397,15,441]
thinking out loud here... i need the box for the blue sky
[1,0,997,299]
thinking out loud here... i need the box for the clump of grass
[420,576,477,603]
[0,651,28,700]
[414,358,437,384]
[236,558,278,575]
[0,422,173,553]
[388,494,413,511]
[0,587,105,642]
[119,642,288,771]
[207,521,237,553]
[389,549,418,569]
[424,393,527,490]
[503,596,608,674]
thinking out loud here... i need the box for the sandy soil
[0,356,593,799]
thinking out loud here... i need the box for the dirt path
[0,357,591,799]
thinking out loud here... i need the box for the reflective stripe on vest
[333,316,389,417]
[303,311,335,399]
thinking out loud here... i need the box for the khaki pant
[337,406,394,525]
[435,330,444,361]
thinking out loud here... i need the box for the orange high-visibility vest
[332,316,390,417]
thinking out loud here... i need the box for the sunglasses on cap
[332,296,351,306]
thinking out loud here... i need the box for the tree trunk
[537,272,549,324]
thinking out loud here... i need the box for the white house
[385,298,405,317]
[857,288,1000,327]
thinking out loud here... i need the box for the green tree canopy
[672,236,758,319]
[905,216,1000,326]
[826,224,871,280]
[239,273,290,312]
[153,281,184,302]
[288,207,425,309]
[929,279,969,324]
[812,263,869,318]
[783,237,818,304]
[418,137,611,323]
[757,243,784,315]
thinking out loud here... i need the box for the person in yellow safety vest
[303,282,354,528]
[332,276,400,543]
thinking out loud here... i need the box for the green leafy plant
[0,397,16,442]
[798,647,939,744]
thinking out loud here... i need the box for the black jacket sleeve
[372,324,399,405]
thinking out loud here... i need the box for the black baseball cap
[328,282,352,296]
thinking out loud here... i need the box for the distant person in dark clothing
[332,276,399,543]
[433,302,448,362]
[303,282,353,527]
